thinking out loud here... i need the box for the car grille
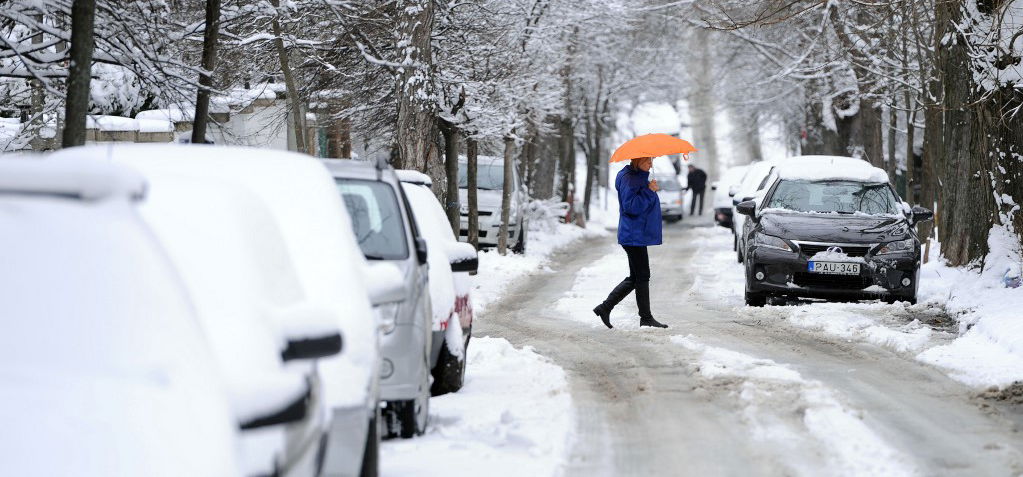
[793,272,871,290]
[798,243,870,257]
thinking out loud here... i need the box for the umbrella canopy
[609,134,697,163]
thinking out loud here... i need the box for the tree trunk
[394,0,440,185]
[61,0,96,148]
[270,0,305,153]
[466,136,479,249]
[689,27,718,178]
[498,136,515,255]
[934,0,996,266]
[861,101,884,168]
[886,103,898,188]
[191,0,221,145]
[440,121,460,235]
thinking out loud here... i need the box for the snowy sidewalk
[381,220,602,476]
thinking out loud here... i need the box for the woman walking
[593,156,669,329]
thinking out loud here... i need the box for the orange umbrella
[609,134,697,163]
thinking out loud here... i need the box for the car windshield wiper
[364,253,387,260]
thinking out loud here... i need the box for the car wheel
[430,339,466,396]
[391,355,430,438]
[359,415,380,477]
[745,290,767,307]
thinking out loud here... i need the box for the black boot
[635,281,668,328]
[593,278,634,329]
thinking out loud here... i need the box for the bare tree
[191,0,221,144]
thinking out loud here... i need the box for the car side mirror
[415,237,428,265]
[446,241,478,273]
[736,200,757,217]
[910,206,933,224]
[240,380,311,430]
[728,185,740,197]
[282,333,342,362]
[365,262,406,306]
[268,304,344,361]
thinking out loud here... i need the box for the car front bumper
[746,247,919,300]
[458,217,522,247]
[378,322,428,401]
[661,203,684,218]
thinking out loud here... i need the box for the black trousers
[690,189,705,216]
[623,245,650,283]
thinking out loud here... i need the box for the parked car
[457,155,528,253]
[732,159,783,263]
[712,165,749,229]
[736,155,933,306]
[399,177,479,396]
[0,157,244,477]
[107,161,341,477]
[53,144,393,477]
[653,173,684,222]
[324,159,435,439]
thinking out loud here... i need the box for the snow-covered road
[476,216,1023,476]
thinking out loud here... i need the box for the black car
[736,177,932,306]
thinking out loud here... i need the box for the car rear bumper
[714,207,733,228]
[746,247,919,300]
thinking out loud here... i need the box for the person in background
[686,164,708,216]
[592,156,669,329]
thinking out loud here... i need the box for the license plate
[808,261,860,275]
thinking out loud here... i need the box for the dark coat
[687,168,708,192]
[616,165,662,246]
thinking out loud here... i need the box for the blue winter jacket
[616,165,662,246]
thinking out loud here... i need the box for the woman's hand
[648,180,659,192]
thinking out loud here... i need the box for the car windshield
[458,162,505,190]
[337,179,409,260]
[656,177,682,191]
[765,180,900,215]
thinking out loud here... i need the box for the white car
[732,159,783,263]
[456,155,528,253]
[53,144,396,477]
[712,165,749,229]
[401,181,479,395]
[0,157,243,477]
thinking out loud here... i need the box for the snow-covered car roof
[395,169,432,187]
[774,156,889,183]
[0,153,146,201]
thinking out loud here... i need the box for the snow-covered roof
[395,169,432,186]
[0,154,146,201]
[86,115,139,132]
[136,106,194,123]
[775,156,889,183]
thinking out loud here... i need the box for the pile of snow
[915,227,1023,387]
[774,156,889,183]
[808,249,865,263]
[673,335,916,477]
[381,337,573,477]
[473,221,605,313]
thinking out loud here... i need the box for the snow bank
[915,227,1023,387]
[380,337,573,477]
[775,156,889,183]
[474,221,606,314]
[673,335,917,477]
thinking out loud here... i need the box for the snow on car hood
[458,187,512,212]
[759,211,911,244]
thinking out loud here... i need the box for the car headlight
[878,238,914,255]
[376,302,399,334]
[753,233,792,252]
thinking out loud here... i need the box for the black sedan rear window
[766,180,900,215]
